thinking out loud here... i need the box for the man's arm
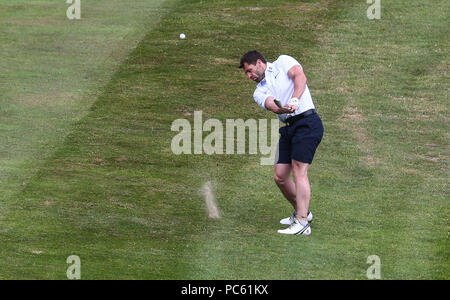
[285,65,307,111]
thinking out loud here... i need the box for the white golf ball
[179,33,186,40]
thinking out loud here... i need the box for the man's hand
[265,97,296,114]
[281,104,297,113]
[272,98,295,114]
[276,106,294,114]
[284,97,299,112]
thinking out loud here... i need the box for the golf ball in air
[179,33,186,39]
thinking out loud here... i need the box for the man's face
[243,60,266,83]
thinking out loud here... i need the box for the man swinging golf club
[239,51,324,235]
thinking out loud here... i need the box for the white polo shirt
[253,55,315,123]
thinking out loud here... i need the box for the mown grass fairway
[0,0,448,279]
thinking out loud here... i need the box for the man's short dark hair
[239,50,267,68]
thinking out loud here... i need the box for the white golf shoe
[280,210,313,225]
[277,219,311,236]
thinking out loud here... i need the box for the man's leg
[277,160,312,235]
[273,163,296,210]
[291,160,310,222]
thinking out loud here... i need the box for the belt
[286,109,316,126]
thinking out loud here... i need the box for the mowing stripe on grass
[0,0,173,201]
[0,0,178,279]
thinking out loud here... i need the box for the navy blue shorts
[275,113,324,164]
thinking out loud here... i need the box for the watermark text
[367,0,381,20]
[66,255,81,279]
[171,111,279,165]
[66,0,81,20]
[366,255,381,279]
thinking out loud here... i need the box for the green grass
[0,0,448,279]
[0,0,173,201]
